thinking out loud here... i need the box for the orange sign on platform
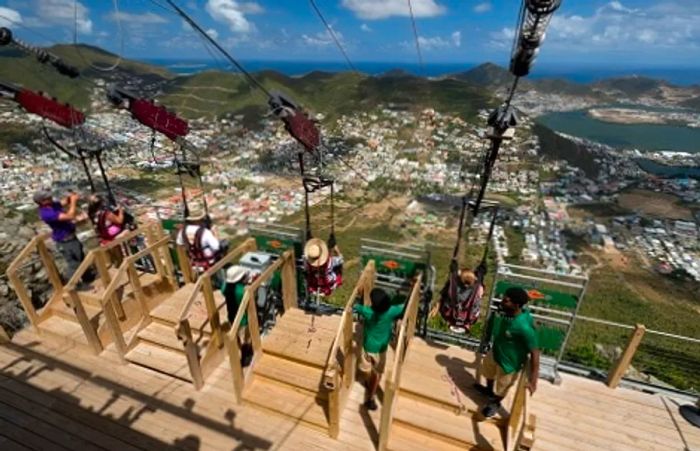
[268,240,283,249]
[527,289,546,300]
[382,260,400,270]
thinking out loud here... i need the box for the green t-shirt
[221,281,248,327]
[492,309,538,374]
[353,304,405,354]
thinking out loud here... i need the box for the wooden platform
[1,327,698,450]
[243,307,342,433]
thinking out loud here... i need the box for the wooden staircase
[124,283,227,384]
[40,271,170,352]
[387,339,526,451]
[242,307,341,433]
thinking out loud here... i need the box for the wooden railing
[377,272,423,451]
[174,238,258,389]
[99,234,176,362]
[225,250,297,401]
[323,260,376,439]
[5,233,56,330]
[505,371,530,451]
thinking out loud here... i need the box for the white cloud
[0,6,22,27]
[107,12,167,25]
[547,1,700,50]
[205,0,262,34]
[488,27,515,49]
[206,28,219,40]
[26,0,92,34]
[451,31,461,47]
[474,2,492,13]
[360,23,372,32]
[342,0,445,20]
[403,31,461,51]
[302,29,345,47]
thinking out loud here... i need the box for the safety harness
[182,225,215,270]
[96,209,125,245]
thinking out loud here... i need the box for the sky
[1,0,700,67]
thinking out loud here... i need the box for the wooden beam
[201,276,223,349]
[0,324,9,343]
[94,250,112,292]
[245,288,262,354]
[35,238,63,294]
[281,251,298,311]
[66,291,103,355]
[607,324,646,389]
[127,263,149,319]
[101,296,128,362]
[176,245,194,284]
[177,320,204,390]
[7,273,40,328]
[506,372,528,451]
[377,379,396,451]
[328,375,340,439]
[223,328,244,403]
[145,226,166,283]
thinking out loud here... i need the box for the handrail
[6,233,50,274]
[177,238,257,322]
[100,236,170,306]
[323,260,375,389]
[389,273,422,382]
[64,252,96,291]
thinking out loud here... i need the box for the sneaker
[481,402,501,418]
[449,325,466,334]
[363,399,378,411]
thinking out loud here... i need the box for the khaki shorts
[481,352,520,398]
[359,350,387,375]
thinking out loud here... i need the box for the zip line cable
[407,0,425,73]
[308,0,357,73]
[73,0,123,72]
[164,0,273,98]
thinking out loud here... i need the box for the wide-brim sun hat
[186,205,207,222]
[304,238,329,268]
[226,265,248,284]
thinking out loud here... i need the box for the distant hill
[451,62,519,87]
[592,76,668,98]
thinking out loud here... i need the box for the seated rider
[87,194,126,246]
[176,206,226,274]
[304,238,343,296]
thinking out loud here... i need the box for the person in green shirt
[354,288,405,411]
[221,265,253,367]
[477,286,540,418]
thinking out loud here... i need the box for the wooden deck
[1,328,698,450]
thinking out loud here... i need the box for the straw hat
[225,265,248,284]
[186,205,207,222]
[304,238,329,268]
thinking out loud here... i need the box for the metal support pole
[94,150,116,206]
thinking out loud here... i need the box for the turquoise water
[537,110,700,153]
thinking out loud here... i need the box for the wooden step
[150,283,225,330]
[393,395,506,449]
[242,377,328,431]
[279,309,341,334]
[136,322,190,353]
[253,353,326,396]
[125,342,191,383]
[37,315,90,350]
[262,318,337,368]
[388,421,484,451]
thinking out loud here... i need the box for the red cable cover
[130,99,189,141]
[15,89,85,128]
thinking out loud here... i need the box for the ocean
[143,59,700,86]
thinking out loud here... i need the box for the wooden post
[328,374,340,438]
[178,320,204,390]
[102,296,128,362]
[378,378,396,451]
[224,328,244,403]
[67,291,103,355]
[160,240,178,289]
[607,324,646,389]
[127,262,149,319]
[342,312,353,390]
[36,239,63,293]
[176,245,194,284]
[145,227,166,282]
[506,372,528,451]
[94,250,112,291]
[7,273,40,328]
[0,324,10,343]
[201,276,223,349]
[246,289,262,354]
[363,262,375,305]
[281,252,298,311]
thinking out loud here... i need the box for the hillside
[158,69,496,122]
